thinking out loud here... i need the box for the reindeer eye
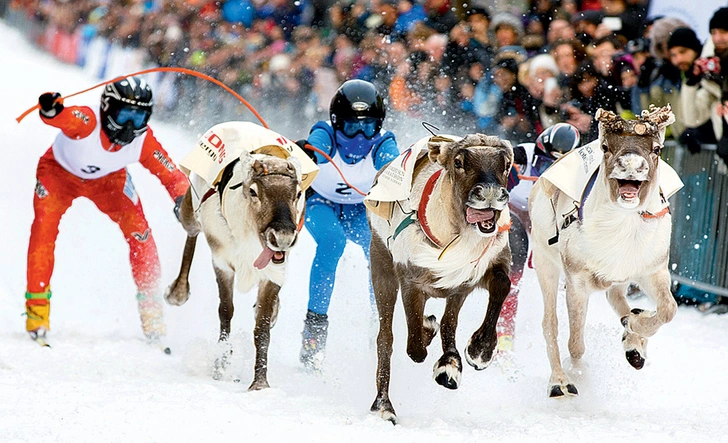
[249,187,258,198]
[454,157,463,169]
[601,143,609,153]
[296,190,302,199]
[652,144,661,155]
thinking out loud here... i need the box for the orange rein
[16,66,268,126]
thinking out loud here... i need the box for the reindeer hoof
[465,335,496,370]
[549,383,578,398]
[433,353,462,390]
[164,280,190,306]
[625,349,645,370]
[370,398,397,424]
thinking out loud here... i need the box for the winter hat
[667,27,703,54]
[495,57,519,75]
[490,12,525,38]
[710,7,728,31]
[529,54,559,78]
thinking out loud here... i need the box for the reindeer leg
[401,280,428,364]
[165,190,200,306]
[606,283,647,369]
[164,235,197,306]
[465,262,510,371]
[566,278,590,361]
[212,263,235,381]
[433,293,466,389]
[369,231,398,423]
[534,252,575,397]
[621,270,676,369]
[249,280,280,391]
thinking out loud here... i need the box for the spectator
[490,12,524,49]
[423,0,458,34]
[681,8,728,160]
[493,57,539,143]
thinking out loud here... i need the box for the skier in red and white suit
[25,76,189,344]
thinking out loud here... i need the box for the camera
[695,57,721,75]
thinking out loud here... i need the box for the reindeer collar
[417,169,445,247]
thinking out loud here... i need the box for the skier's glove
[295,139,318,164]
[173,195,183,222]
[38,92,64,118]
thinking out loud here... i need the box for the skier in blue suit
[298,80,399,370]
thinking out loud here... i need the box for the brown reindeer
[529,105,682,398]
[165,148,303,391]
[367,134,514,423]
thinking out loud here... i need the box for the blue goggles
[531,152,555,177]
[341,117,378,138]
[115,107,150,129]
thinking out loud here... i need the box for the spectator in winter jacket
[680,8,728,160]
[25,77,189,348]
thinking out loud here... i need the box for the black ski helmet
[535,123,580,159]
[329,80,385,137]
[100,76,153,146]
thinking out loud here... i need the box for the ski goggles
[531,152,556,177]
[341,117,378,138]
[115,107,151,129]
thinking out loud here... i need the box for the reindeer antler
[640,104,675,127]
[595,108,624,132]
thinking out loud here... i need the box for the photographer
[681,8,728,161]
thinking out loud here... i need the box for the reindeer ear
[427,136,454,165]
[236,149,256,182]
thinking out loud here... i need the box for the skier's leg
[497,213,528,354]
[88,170,164,339]
[26,151,76,334]
[341,203,375,310]
[300,194,346,368]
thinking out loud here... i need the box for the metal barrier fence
[662,142,728,296]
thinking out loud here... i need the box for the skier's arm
[372,136,399,170]
[307,127,334,164]
[38,93,96,139]
[138,127,190,201]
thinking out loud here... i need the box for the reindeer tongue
[619,183,639,200]
[254,246,275,270]
[466,207,495,224]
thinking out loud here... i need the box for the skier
[297,80,399,370]
[25,76,189,348]
[498,123,581,362]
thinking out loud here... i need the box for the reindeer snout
[468,183,509,210]
[264,223,297,251]
[612,153,649,181]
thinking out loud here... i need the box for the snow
[1,21,728,442]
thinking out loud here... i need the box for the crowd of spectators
[5,0,728,155]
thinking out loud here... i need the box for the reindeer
[529,105,683,398]
[165,144,304,391]
[367,134,514,423]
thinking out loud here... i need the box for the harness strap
[578,168,599,222]
[392,212,417,242]
[417,169,444,247]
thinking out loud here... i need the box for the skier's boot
[137,292,170,354]
[25,289,51,342]
[300,310,328,372]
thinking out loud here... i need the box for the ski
[34,336,51,348]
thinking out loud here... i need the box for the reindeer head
[428,134,513,237]
[224,151,303,269]
[595,105,674,209]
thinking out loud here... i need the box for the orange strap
[641,207,670,219]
